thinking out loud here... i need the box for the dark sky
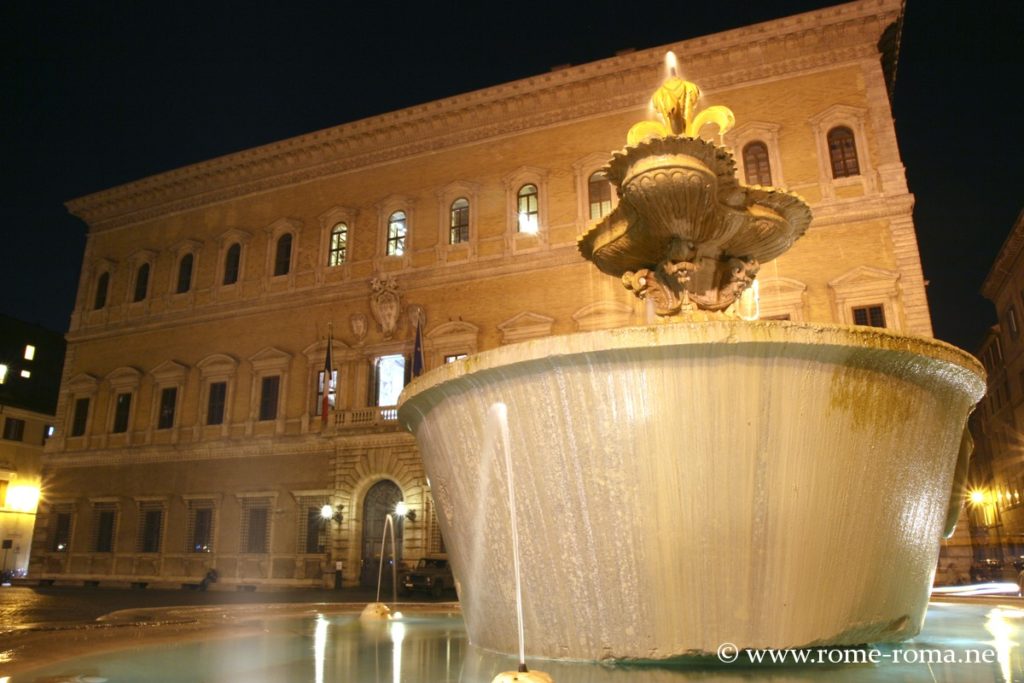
[1,1,1021,351]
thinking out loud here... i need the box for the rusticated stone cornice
[66,0,901,232]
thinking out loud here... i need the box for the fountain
[397,54,985,662]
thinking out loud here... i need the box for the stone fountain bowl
[397,320,985,662]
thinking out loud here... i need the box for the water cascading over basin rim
[397,319,985,661]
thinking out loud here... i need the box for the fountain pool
[5,601,1022,682]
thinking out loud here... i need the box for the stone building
[30,0,932,589]
[1,315,65,576]
[967,209,1024,575]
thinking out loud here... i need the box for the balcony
[332,406,399,430]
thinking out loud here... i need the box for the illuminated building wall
[31,0,932,589]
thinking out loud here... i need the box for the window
[2,417,25,441]
[24,345,35,360]
[94,272,109,309]
[258,375,280,421]
[176,253,194,293]
[92,503,117,552]
[187,500,215,552]
[112,392,132,433]
[137,503,163,553]
[852,305,886,328]
[133,263,150,302]
[241,498,270,553]
[51,511,72,552]
[316,370,337,416]
[588,172,612,220]
[1008,306,1020,340]
[223,243,241,285]
[274,233,292,276]
[71,397,89,436]
[827,126,859,179]
[328,223,348,266]
[207,381,227,425]
[371,354,407,407]
[157,387,177,429]
[0,364,6,384]
[444,354,468,363]
[20,369,30,379]
[742,141,773,186]
[449,199,469,244]
[42,424,54,445]
[298,496,329,554]
[387,211,407,256]
[517,184,539,233]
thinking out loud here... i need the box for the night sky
[1,1,1020,352]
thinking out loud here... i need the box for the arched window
[449,198,469,244]
[328,223,348,266]
[517,184,539,233]
[94,272,109,310]
[274,233,292,276]
[176,253,194,293]
[223,243,241,285]
[133,263,150,302]
[588,172,612,220]
[827,126,860,179]
[742,141,773,186]
[387,211,406,256]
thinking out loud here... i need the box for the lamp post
[320,503,344,589]
[969,487,1008,577]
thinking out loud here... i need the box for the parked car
[970,558,1004,583]
[401,557,453,597]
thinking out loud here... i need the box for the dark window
[450,199,469,244]
[94,272,109,309]
[588,172,612,220]
[243,504,269,553]
[157,387,177,429]
[305,506,325,553]
[93,506,116,553]
[827,126,860,178]
[2,417,25,441]
[387,211,407,256]
[71,397,90,437]
[517,184,539,233]
[274,233,292,276]
[133,263,150,302]
[188,502,214,552]
[223,243,241,285]
[207,381,227,425]
[112,392,132,433]
[329,223,348,266]
[52,512,71,552]
[138,507,163,553]
[742,141,773,186]
[259,376,280,421]
[852,305,886,328]
[762,313,792,321]
[176,253,194,293]
[1008,306,1020,340]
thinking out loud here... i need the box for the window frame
[328,222,349,266]
[175,253,194,294]
[826,126,860,179]
[93,271,110,310]
[449,198,470,245]
[741,141,773,186]
[132,262,150,303]
[386,211,407,256]
[516,184,540,234]
[587,172,612,221]
[2,417,25,441]
[273,233,293,277]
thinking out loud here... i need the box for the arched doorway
[359,479,404,587]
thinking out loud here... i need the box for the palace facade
[30,0,932,589]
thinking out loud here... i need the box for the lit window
[0,364,7,384]
[852,305,886,328]
[517,184,539,233]
[444,354,468,363]
[387,211,407,256]
[133,263,150,302]
[450,198,469,244]
[742,141,773,186]
[328,223,348,266]
[827,126,859,179]
[94,272,109,309]
[316,370,338,416]
[372,354,407,406]
[274,234,292,276]
[24,345,36,360]
[223,243,241,285]
[176,253,194,294]
[588,172,612,220]
[20,369,30,379]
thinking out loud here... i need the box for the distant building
[32,0,934,589]
[968,209,1024,574]
[0,315,65,576]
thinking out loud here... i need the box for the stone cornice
[982,209,1024,301]
[66,0,901,232]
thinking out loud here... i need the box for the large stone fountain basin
[398,320,985,661]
